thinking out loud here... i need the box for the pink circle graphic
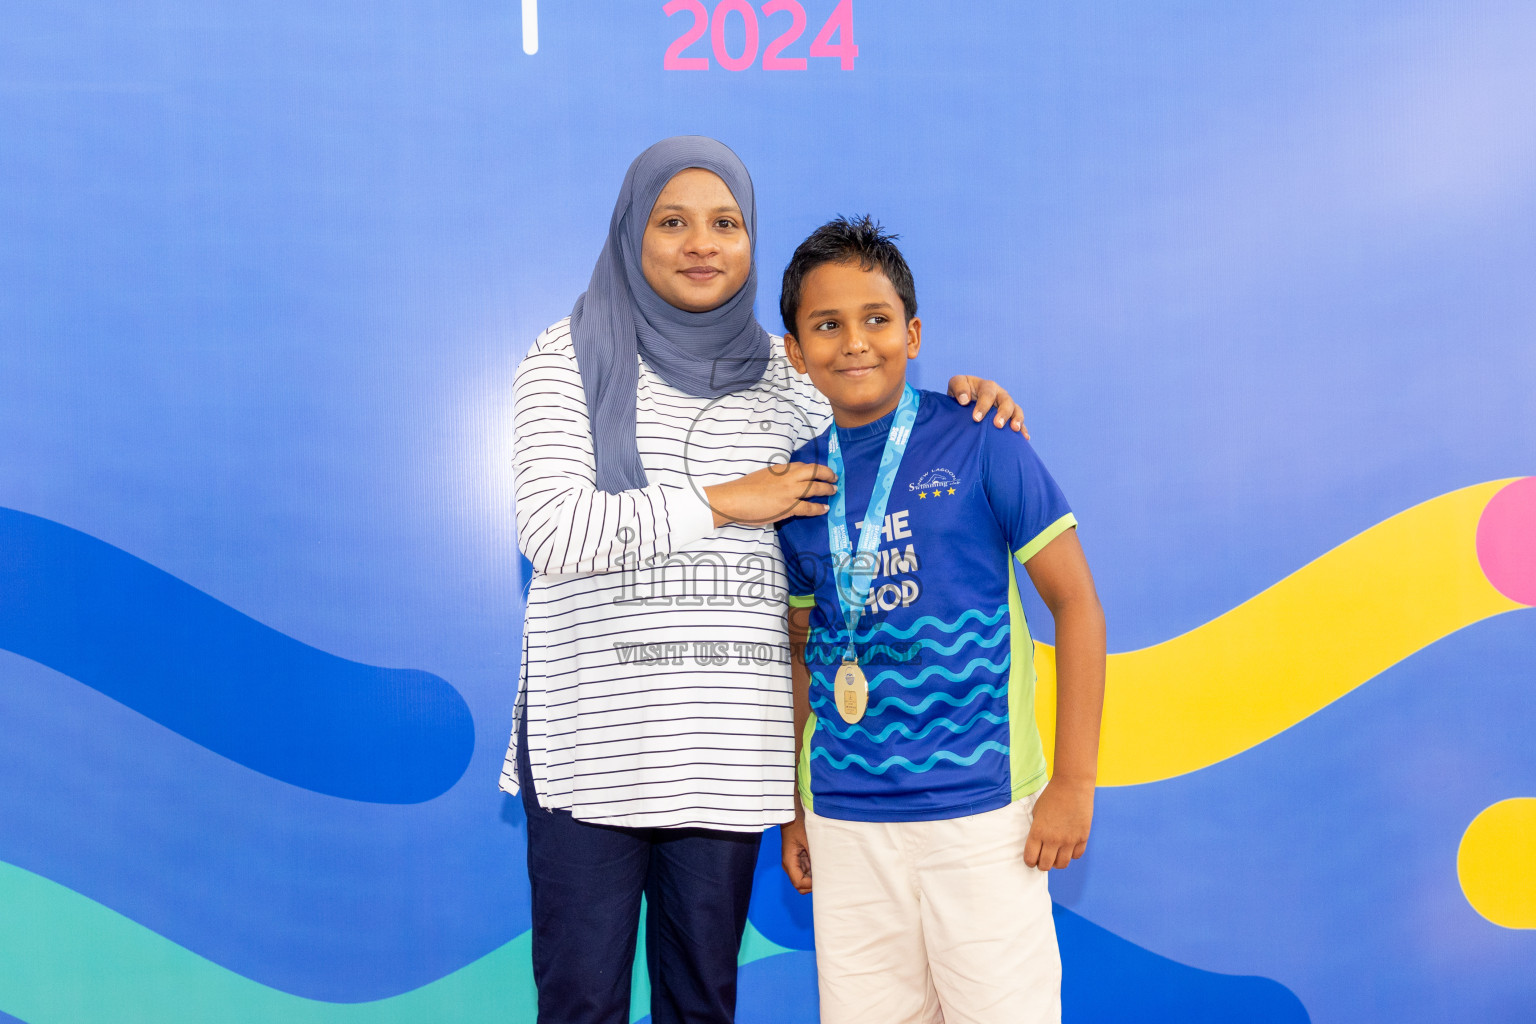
[1477,477,1536,607]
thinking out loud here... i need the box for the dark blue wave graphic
[746,831,1307,1022]
[1056,904,1309,1022]
[0,508,473,803]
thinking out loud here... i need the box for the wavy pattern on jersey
[825,603,1010,643]
[809,622,1010,659]
[811,740,1011,775]
[1031,479,1535,787]
[860,655,1012,692]
[815,709,1009,743]
[812,679,1009,718]
[0,507,474,804]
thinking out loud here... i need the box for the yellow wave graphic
[1034,479,1532,787]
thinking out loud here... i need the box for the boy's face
[785,261,922,428]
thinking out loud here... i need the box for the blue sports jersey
[778,390,1076,823]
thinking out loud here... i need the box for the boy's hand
[948,375,1029,438]
[780,817,813,894]
[1024,778,1094,871]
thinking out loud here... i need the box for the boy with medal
[775,217,1106,1023]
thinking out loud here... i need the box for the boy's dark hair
[779,215,918,335]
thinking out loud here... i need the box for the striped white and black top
[499,318,831,831]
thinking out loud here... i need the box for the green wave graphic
[0,862,789,1024]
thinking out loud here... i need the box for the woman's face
[640,168,752,312]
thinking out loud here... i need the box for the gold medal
[824,387,919,732]
[835,659,868,724]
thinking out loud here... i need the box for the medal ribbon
[825,384,921,664]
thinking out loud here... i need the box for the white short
[805,792,1061,1024]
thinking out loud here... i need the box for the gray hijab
[570,136,770,493]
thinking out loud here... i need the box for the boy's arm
[1021,527,1106,871]
[780,605,814,894]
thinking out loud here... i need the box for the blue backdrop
[2,2,1534,1021]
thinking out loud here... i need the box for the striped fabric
[499,318,831,830]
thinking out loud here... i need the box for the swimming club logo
[910,467,959,499]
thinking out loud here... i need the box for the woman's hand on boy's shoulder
[1024,777,1094,871]
[947,375,1029,438]
[705,461,838,528]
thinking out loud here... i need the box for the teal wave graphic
[810,740,1011,774]
[816,709,1009,743]
[811,680,1009,717]
[810,604,1009,644]
[862,654,1012,691]
[807,657,1012,702]
[0,861,788,1024]
[811,623,1010,660]
[808,626,1010,663]
[905,624,1011,657]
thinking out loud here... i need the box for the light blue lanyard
[825,384,920,663]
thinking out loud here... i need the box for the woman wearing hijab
[500,136,1024,1024]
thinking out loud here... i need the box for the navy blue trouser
[518,719,762,1024]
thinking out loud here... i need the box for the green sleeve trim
[787,594,817,608]
[797,713,817,811]
[1013,512,1078,564]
